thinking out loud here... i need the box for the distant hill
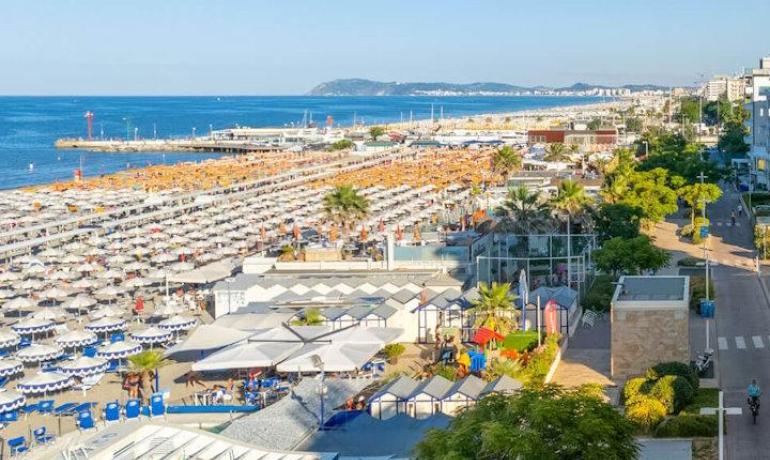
[308,79,670,96]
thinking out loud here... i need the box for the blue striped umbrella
[58,357,109,377]
[0,359,23,377]
[17,372,72,395]
[96,341,142,360]
[0,391,25,413]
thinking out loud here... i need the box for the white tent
[276,342,382,372]
[167,259,235,284]
[192,341,303,371]
[164,325,254,357]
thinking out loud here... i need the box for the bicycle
[748,396,760,424]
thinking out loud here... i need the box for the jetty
[54,138,281,154]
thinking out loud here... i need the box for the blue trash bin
[700,300,715,318]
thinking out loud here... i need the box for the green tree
[595,203,642,241]
[544,142,568,162]
[468,282,516,335]
[587,118,603,130]
[369,126,386,140]
[677,183,723,227]
[323,184,370,228]
[495,186,551,233]
[718,104,750,156]
[328,139,355,151]
[415,386,639,460]
[678,96,701,124]
[550,180,592,234]
[625,117,643,132]
[128,350,169,402]
[491,145,522,178]
[593,235,670,279]
[618,169,680,227]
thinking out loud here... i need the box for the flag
[518,269,528,331]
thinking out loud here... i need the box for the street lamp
[310,354,325,430]
[122,117,131,142]
[192,127,197,140]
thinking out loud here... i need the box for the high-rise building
[704,75,745,102]
[746,57,770,189]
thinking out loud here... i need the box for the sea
[0,96,602,190]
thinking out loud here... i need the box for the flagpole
[537,296,542,347]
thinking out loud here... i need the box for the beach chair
[33,426,55,445]
[37,399,55,414]
[76,411,95,431]
[74,373,104,394]
[41,361,59,372]
[70,402,98,414]
[103,401,120,423]
[2,411,18,423]
[110,332,124,343]
[125,399,141,420]
[7,436,28,456]
[150,393,165,418]
[53,402,78,416]
[0,376,8,388]
[18,337,31,349]
[0,350,9,359]
[82,346,97,358]
[105,360,121,373]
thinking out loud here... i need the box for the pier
[54,138,282,154]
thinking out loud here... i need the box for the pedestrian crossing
[714,221,741,227]
[718,335,770,351]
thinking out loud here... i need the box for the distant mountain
[308,79,670,96]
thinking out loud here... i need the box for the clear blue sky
[2,0,769,95]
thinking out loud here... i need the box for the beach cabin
[441,375,486,416]
[406,375,453,419]
[413,289,465,343]
[368,376,419,420]
[529,285,580,335]
[480,375,523,397]
[347,304,397,328]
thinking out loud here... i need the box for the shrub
[654,414,718,438]
[623,377,648,405]
[502,331,539,353]
[383,343,406,361]
[486,357,522,381]
[583,274,614,312]
[432,363,458,381]
[328,139,355,151]
[692,217,710,244]
[649,375,694,414]
[689,276,715,310]
[677,256,705,267]
[647,361,699,390]
[626,396,667,431]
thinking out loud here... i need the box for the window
[758,159,766,171]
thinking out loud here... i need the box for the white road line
[736,336,747,349]
[718,337,728,350]
[753,336,764,348]
[717,222,723,227]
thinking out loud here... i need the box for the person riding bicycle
[748,379,762,407]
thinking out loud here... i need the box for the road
[687,171,770,459]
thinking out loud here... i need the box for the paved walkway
[551,316,613,389]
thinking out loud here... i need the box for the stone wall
[611,308,690,380]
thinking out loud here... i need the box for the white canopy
[192,341,303,371]
[55,330,98,348]
[164,325,254,356]
[17,372,72,394]
[276,342,382,372]
[17,344,63,363]
[167,259,235,284]
[58,356,109,377]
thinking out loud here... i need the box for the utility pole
[697,171,708,219]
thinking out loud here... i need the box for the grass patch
[681,388,719,415]
[502,331,540,352]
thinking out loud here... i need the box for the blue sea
[0,96,601,189]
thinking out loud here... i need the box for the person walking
[738,204,744,217]
[731,211,737,226]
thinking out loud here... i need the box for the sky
[1,0,769,95]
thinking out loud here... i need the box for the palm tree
[468,282,517,335]
[323,184,370,230]
[551,180,593,266]
[128,350,169,402]
[496,186,551,233]
[292,307,324,326]
[491,146,522,182]
[544,143,568,162]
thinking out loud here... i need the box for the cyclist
[748,379,762,407]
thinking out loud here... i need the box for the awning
[164,325,254,357]
[167,259,236,284]
[472,327,504,346]
[192,341,303,371]
[276,342,382,372]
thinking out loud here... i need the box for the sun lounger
[53,402,78,415]
[76,411,95,431]
[33,426,55,444]
[125,399,140,420]
[103,401,120,423]
[7,436,28,456]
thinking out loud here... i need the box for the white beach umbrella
[152,253,177,263]
[50,271,79,281]
[131,327,172,345]
[96,341,142,360]
[55,330,98,348]
[0,391,25,413]
[16,344,63,363]
[72,278,98,290]
[75,263,97,273]
[64,294,98,310]
[31,307,67,321]
[0,360,23,377]
[16,372,72,395]
[58,356,109,377]
[153,301,185,317]
[90,305,125,319]
[3,297,37,313]
[0,272,21,282]
[98,269,124,279]
[124,262,150,272]
[169,262,195,272]
[85,317,127,333]
[11,318,55,335]
[19,279,44,290]
[0,289,15,299]
[158,315,197,332]
[122,277,152,288]
[0,330,21,348]
[95,285,127,298]
[42,287,70,300]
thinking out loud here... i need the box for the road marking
[717,222,723,227]
[753,336,764,348]
[718,337,728,350]
[736,336,747,349]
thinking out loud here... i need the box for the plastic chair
[18,337,31,349]
[150,394,165,418]
[82,346,97,358]
[104,401,120,423]
[106,360,121,373]
[33,426,54,444]
[41,361,59,372]
[2,411,18,423]
[53,402,78,416]
[77,411,95,430]
[110,333,124,343]
[37,400,55,414]
[7,436,27,456]
[125,399,140,420]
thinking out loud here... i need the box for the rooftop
[612,276,689,311]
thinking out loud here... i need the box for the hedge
[626,396,667,431]
[649,375,695,415]
[689,276,715,311]
[654,414,718,438]
[647,361,699,390]
[583,274,614,312]
[502,331,539,353]
[623,377,648,405]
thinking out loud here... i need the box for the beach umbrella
[85,317,126,333]
[55,330,98,349]
[98,269,124,279]
[24,265,46,276]
[19,279,44,290]
[169,262,195,272]
[75,263,97,273]
[158,315,197,332]
[50,271,79,281]
[0,391,25,413]
[124,262,150,272]
[122,277,152,288]
[0,272,21,282]
[72,279,98,290]
[0,360,23,377]
[16,372,72,395]
[154,301,185,317]
[131,327,172,346]
[90,305,125,319]
[16,344,63,363]
[96,341,142,360]
[95,285,127,298]
[0,330,20,348]
[31,307,67,321]
[152,253,177,264]
[0,289,15,299]
[58,356,109,377]
[3,297,36,312]
[65,294,98,311]
[41,286,70,300]
[11,318,55,336]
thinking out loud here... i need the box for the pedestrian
[731,211,736,226]
[738,204,744,216]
